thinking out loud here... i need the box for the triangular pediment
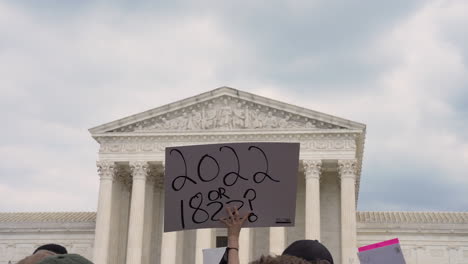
[89,87,365,134]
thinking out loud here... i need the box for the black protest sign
[164,142,300,232]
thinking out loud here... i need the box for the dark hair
[250,255,312,264]
[282,240,334,264]
[33,244,68,255]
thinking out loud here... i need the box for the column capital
[115,165,132,189]
[146,164,164,186]
[302,160,322,180]
[129,161,150,181]
[155,162,165,189]
[338,159,357,179]
[96,161,116,180]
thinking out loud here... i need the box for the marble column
[126,161,149,264]
[195,229,213,264]
[6,244,15,263]
[338,159,358,264]
[142,169,156,264]
[117,178,131,264]
[448,246,459,264]
[150,183,163,263]
[160,161,178,264]
[108,172,124,264]
[239,228,250,263]
[160,231,178,263]
[414,246,425,264]
[93,161,116,264]
[269,227,286,255]
[303,160,322,240]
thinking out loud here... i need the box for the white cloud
[231,0,468,210]
[0,183,95,212]
[0,0,467,212]
[365,0,468,182]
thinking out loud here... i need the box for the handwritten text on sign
[164,142,300,232]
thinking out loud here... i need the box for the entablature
[95,132,359,158]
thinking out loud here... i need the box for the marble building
[1,87,467,264]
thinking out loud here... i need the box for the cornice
[93,130,361,142]
[357,211,468,224]
[0,212,96,223]
[91,129,363,140]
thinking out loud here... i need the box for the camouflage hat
[37,254,93,264]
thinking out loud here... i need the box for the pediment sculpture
[109,97,345,132]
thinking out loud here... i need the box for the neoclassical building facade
[1,87,467,264]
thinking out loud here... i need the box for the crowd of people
[16,206,334,264]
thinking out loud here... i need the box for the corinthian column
[195,229,213,264]
[160,161,178,264]
[269,227,286,255]
[338,159,358,264]
[126,161,149,264]
[161,231,177,264]
[93,161,116,264]
[239,228,250,263]
[142,169,156,264]
[303,160,322,240]
[448,246,459,264]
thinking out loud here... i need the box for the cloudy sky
[1,0,467,212]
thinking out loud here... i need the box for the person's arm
[220,207,249,264]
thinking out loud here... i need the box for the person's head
[250,255,330,264]
[33,244,67,255]
[36,254,93,264]
[16,250,55,264]
[250,255,310,264]
[282,240,334,264]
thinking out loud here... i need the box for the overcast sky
[1,0,467,212]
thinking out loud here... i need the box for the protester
[36,254,94,264]
[16,244,93,264]
[250,255,311,264]
[16,250,55,264]
[17,244,68,264]
[33,244,68,255]
[221,206,334,264]
[282,240,333,264]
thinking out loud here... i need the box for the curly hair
[250,255,331,264]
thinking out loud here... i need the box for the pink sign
[358,238,400,252]
[357,238,406,264]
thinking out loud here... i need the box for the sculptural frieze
[109,96,345,132]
